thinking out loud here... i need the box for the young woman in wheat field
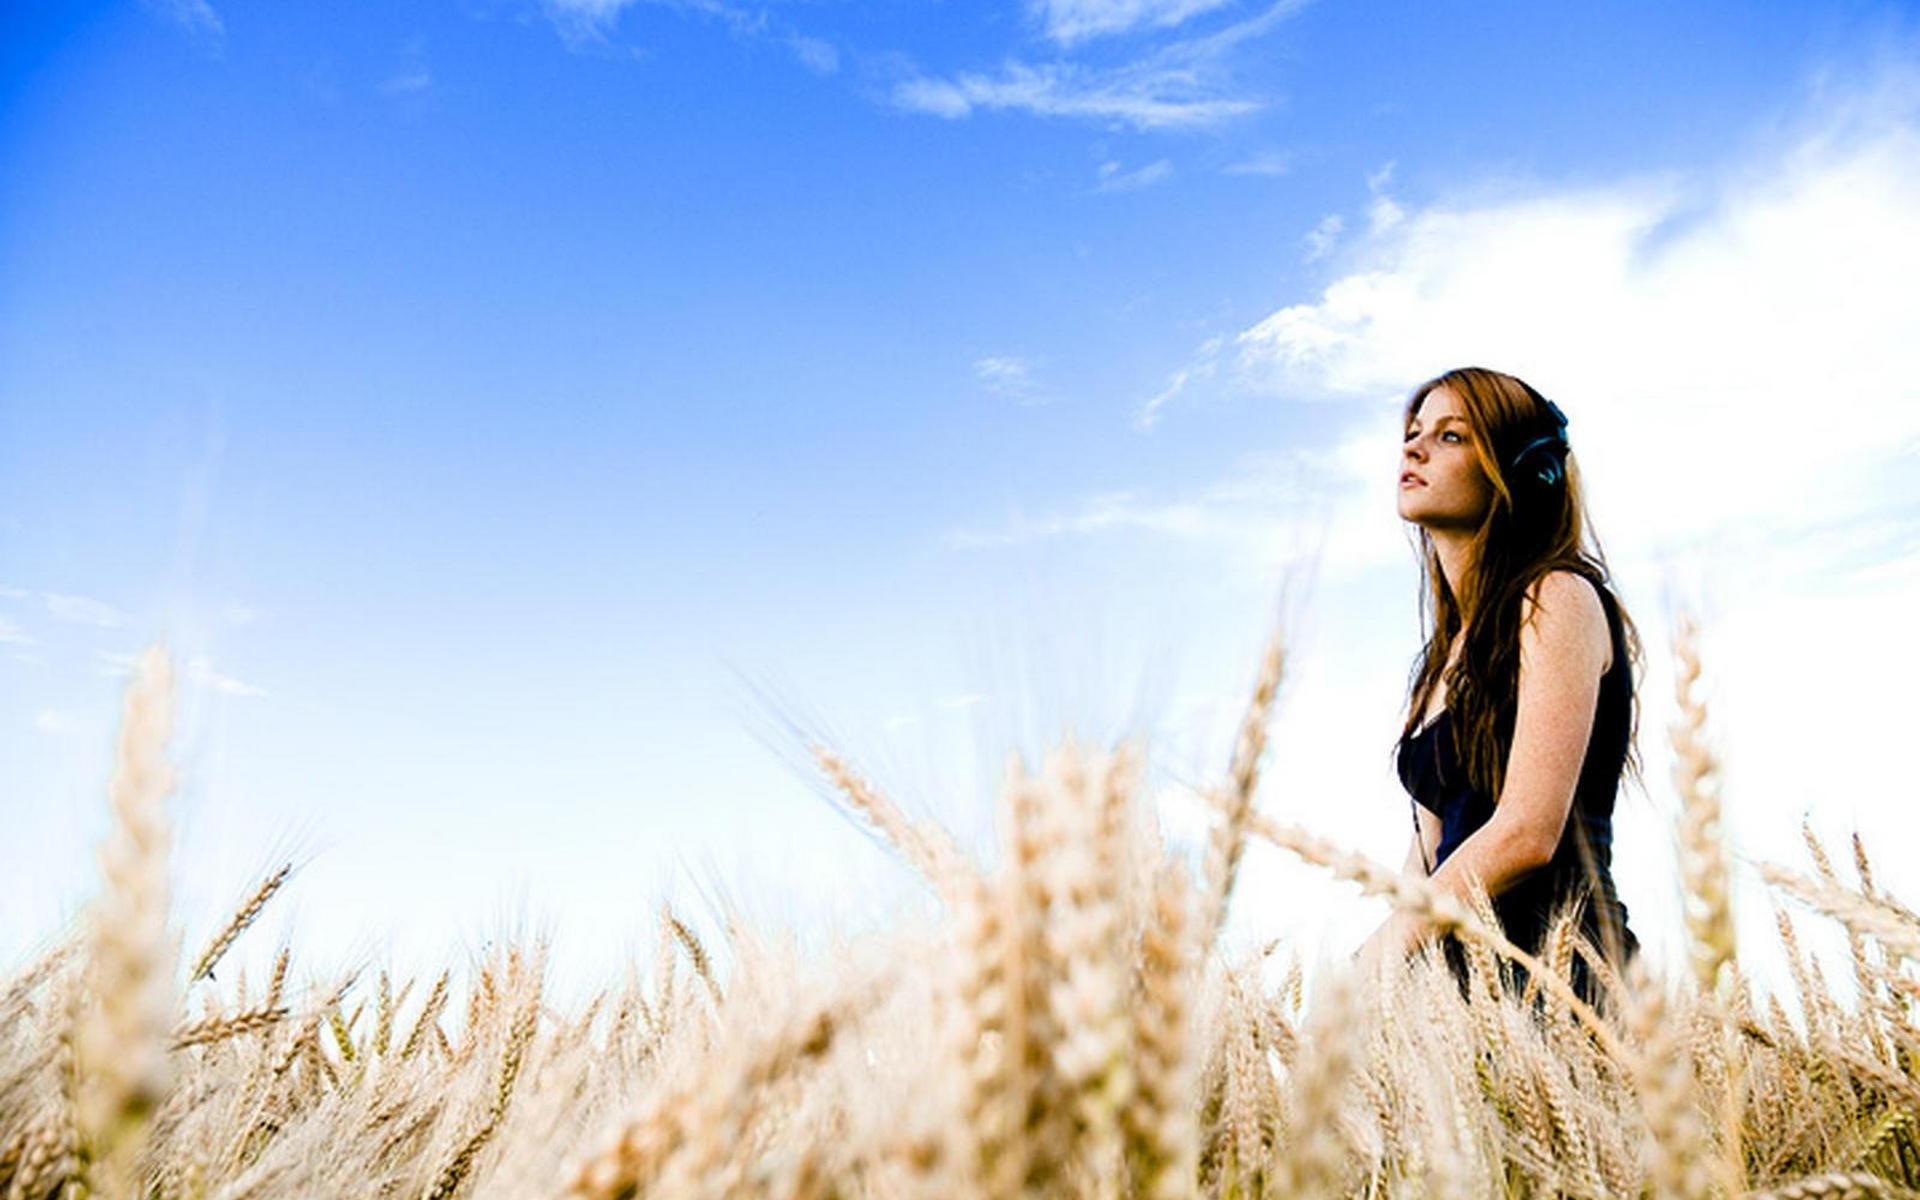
[1359,366,1641,1006]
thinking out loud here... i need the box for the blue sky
[4,0,1918,992]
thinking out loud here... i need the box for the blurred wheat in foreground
[5,628,1918,1200]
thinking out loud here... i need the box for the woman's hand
[1354,910,1429,972]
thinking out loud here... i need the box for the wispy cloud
[44,593,127,629]
[96,649,267,698]
[538,0,828,73]
[890,0,1307,131]
[944,445,1351,558]
[1301,213,1342,261]
[379,70,433,95]
[1028,0,1244,45]
[0,616,32,646]
[540,0,642,40]
[789,35,839,76]
[973,355,1054,405]
[1134,334,1224,430]
[187,655,268,698]
[947,491,1214,548]
[378,36,434,96]
[32,710,75,737]
[142,0,225,47]
[892,61,1258,130]
[1095,157,1174,192]
[1223,149,1292,177]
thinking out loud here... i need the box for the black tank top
[1395,573,1639,977]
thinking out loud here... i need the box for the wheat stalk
[1200,630,1285,948]
[76,642,179,1200]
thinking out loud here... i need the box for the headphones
[1505,395,1571,489]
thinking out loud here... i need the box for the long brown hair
[1398,366,1642,802]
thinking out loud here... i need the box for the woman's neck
[1430,527,1476,610]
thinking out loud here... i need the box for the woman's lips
[1400,472,1425,486]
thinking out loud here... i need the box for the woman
[1361,366,1640,1006]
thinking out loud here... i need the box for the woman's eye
[1441,431,1463,443]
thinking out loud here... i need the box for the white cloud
[1301,213,1342,262]
[32,710,76,737]
[892,0,1305,131]
[96,649,137,677]
[0,616,32,646]
[96,649,266,698]
[0,584,27,599]
[1227,129,1920,581]
[973,355,1052,405]
[1096,158,1174,192]
[142,0,224,44]
[45,593,127,628]
[789,35,839,75]
[380,71,433,95]
[538,0,779,51]
[542,0,637,30]
[1029,0,1243,45]
[1224,149,1292,177]
[187,655,268,698]
[945,446,1356,573]
[893,62,1257,131]
[1134,334,1224,430]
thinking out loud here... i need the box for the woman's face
[1398,385,1494,530]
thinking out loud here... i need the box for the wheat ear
[77,643,179,1200]
[1043,742,1138,1195]
[1200,630,1285,948]
[1248,813,1629,1062]
[1749,1172,1920,1200]
[187,863,292,985]
[811,742,970,902]
[1626,960,1712,1200]
[1671,613,1735,997]
[1124,864,1198,1200]
[1669,612,1745,1198]
[1270,968,1359,1200]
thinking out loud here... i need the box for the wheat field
[3,626,1916,1200]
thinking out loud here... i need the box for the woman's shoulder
[1521,566,1610,616]
[1519,568,1613,667]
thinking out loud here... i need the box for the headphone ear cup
[1507,435,1567,489]
[1533,448,1566,488]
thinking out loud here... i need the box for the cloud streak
[892,61,1258,130]
[44,593,128,629]
[891,0,1308,131]
[1095,158,1174,192]
[1028,0,1244,45]
[142,0,224,46]
[973,355,1054,405]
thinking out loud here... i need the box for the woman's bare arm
[1421,570,1611,907]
